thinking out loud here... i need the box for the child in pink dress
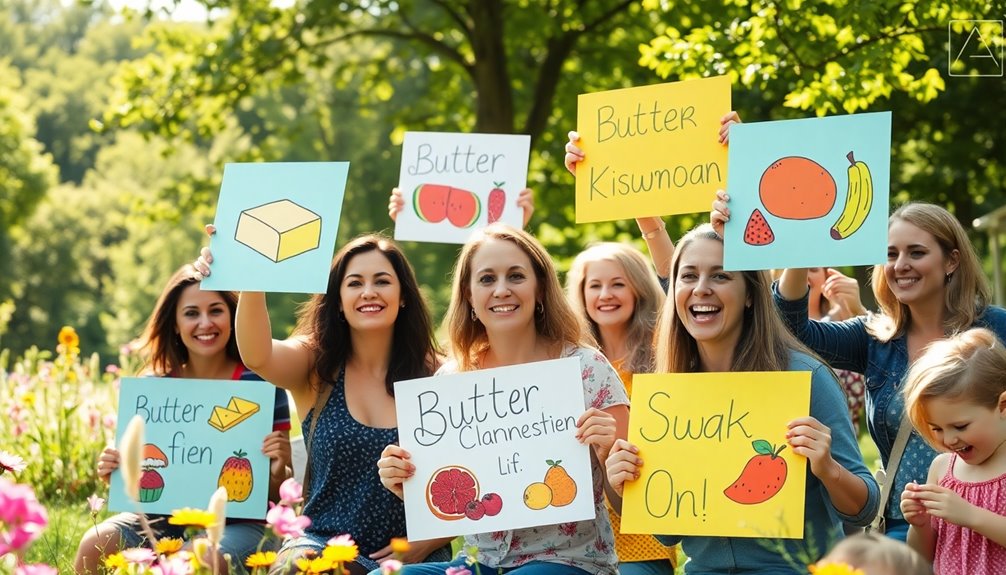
[900,328,1006,574]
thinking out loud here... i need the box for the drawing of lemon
[523,482,553,510]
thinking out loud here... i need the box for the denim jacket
[773,282,1006,520]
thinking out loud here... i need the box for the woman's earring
[470,307,478,322]
[945,271,954,285]
[535,301,544,317]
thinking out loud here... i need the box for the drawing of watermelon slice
[743,209,775,246]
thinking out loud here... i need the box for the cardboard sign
[395,358,594,540]
[201,162,349,293]
[574,76,731,222]
[621,372,810,539]
[394,131,530,244]
[723,112,891,270]
[109,377,276,519]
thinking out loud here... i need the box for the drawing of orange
[759,157,836,220]
[543,459,576,507]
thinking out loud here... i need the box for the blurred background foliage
[1,0,1003,361]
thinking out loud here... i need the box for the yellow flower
[168,507,217,529]
[246,551,277,569]
[104,552,127,570]
[390,537,410,554]
[155,537,184,555]
[809,563,866,575]
[296,555,333,574]
[21,393,34,407]
[58,326,80,349]
[323,534,359,564]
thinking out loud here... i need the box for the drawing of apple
[481,493,503,516]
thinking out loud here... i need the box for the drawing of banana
[830,151,873,240]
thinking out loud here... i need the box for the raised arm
[234,291,313,395]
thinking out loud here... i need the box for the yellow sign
[574,76,731,222]
[621,372,810,539]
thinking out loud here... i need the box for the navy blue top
[773,283,1006,521]
[302,368,448,570]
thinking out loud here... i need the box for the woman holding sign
[376,223,630,575]
[566,243,678,574]
[74,264,293,575]
[195,234,452,574]
[605,224,879,574]
[713,198,1006,541]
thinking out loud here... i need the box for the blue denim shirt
[773,282,1006,521]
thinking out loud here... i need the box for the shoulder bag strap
[301,382,334,502]
[871,415,914,529]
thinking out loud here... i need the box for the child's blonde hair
[816,532,930,575]
[903,327,1006,449]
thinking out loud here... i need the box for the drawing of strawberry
[723,440,787,505]
[487,183,506,223]
[218,450,253,502]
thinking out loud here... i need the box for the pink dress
[933,453,1006,575]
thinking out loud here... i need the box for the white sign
[395,358,595,540]
[394,131,530,244]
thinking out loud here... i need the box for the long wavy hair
[445,224,592,371]
[654,224,807,373]
[566,242,664,374]
[293,234,439,395]
[139,264,240,376]
[867,202,990,342]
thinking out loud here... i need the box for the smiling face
[469,237,539,337]
[582,259,636,330]
[923,394,1006,466]
[339,249,401,331]
[673,238,749,352]
[175,284,232,361]
[884,219,959,308]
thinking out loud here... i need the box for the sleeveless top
[933,453,1006,575]
[300,367,449,571]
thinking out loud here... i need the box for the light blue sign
[723,112,891,271]
[109,377,276,519]
[201,162,349,293]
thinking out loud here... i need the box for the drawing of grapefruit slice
[425,465,480,521]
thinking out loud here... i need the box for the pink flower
[380,559,403,574]
[106,364,120,374]
[266,503,311,538]
[278,477,303,505]
[122,547,157,566]
[14,564,57,575]
[0,477,48,555]
[445,567,472,575]
[103,414,117,429]
[0,450,28,475]
[87,494,105,514]
[151,555,194,575]
[326,534,355,547]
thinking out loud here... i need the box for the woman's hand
[96,447,120,485]
[192,224,216,279]
[376,444,414,501]
[576,407,617,461]
[388,188,405,222]
[718,111,742,145]
[786,416,837,479]
[563,131,585,176]
[262,430,292,480]
[604,439,642,497]
[710,190,731,238]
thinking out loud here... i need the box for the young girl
[376,223,629,575]
[900,327,1006,573]
[74,264,293,575]
[714,194,1006,540]
[196,235,452,574]
[566,243,676,574]
[811,532,930,575]
[605,224,879,574]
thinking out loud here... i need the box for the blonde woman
[566,243,675,574]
